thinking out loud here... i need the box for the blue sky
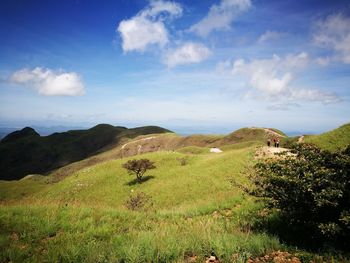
[0,0,349,134]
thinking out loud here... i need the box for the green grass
[0,204,281,263]
[304,123,350,151]
[0,140,348,262]
[177,146,210,154]
[0,144,284,262]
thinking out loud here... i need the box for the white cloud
[118,17,168,52]
[266,102,300,111]
[258,30,284,43]
[229,53,340,103]
[117,0,182,52]
[143,0,183,18]
[189,0,251,37]
[232,53,308,95]
[313,13,350,64]
[163,42,211,67]
[290,89,341,104]
[10,67,85,96]
[315,56,331,66]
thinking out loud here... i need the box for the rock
[206,255,218,263]
[210,148,223,153]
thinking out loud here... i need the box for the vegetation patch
[251,143,350,251]
[304,123,350,151]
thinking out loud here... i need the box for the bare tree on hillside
[122,159,156,183]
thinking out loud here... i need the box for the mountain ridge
[0,124,172,180]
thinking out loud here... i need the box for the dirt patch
[263,128,286,138]
[247,250,301,263]
[10,232,19,241]
[255,146,293,159]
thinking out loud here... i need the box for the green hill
[223,127,285,145]
[0,142,282,262]
[0,124,172,180]
[0,126,285,181]
[0,124,349,262]
[303,123,350,151]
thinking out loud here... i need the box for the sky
[0,0,349,134]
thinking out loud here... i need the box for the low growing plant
[125,191,152,211]
[177,157,188,166]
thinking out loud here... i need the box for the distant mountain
[0,128,18,140]
[0,126,87,139]
[1,127,40,143]
[0,124,172,180]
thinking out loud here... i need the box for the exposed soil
[255,146,292,159]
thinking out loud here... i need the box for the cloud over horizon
[229,53,340,104]
[10,67,85,96]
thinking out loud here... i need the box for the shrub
[125,191,152,211]
[122,159,156,183]
[176,157,188,166]
[252,143,350,248]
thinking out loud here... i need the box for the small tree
[122,159,156,183]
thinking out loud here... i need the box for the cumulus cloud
[118,17,168,52]
[163,42,211,67]
[189,0,251,37]
[10,67,85,96]
[229,53,340,103]
[117,0,182,52]
[232,53,308,95]
[313,13,350,64]
[258,30,285,43]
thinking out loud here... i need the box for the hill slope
[0,143,283,262]
[0,126,286,181]
[37,127,287,181]
[0,125,348,261]
[0,124,172,180]
[303,123,350,151]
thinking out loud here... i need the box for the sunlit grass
[0,142,344,262]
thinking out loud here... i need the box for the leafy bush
[252,143,350,248]
[122,159,156,183]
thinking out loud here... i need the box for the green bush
[252,143,350,248]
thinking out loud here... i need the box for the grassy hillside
[0,126,284,182]
[0,143,288,262]
[303,123,350,151]
[0,124,172,180]
[222,127,284,146]
[1,124,349,262]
